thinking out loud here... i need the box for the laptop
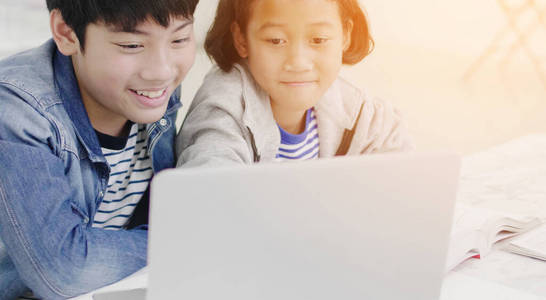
[143,152,459,299]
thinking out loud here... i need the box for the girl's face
[234,0,351,121]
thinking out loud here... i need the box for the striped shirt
[93,123,153,230]
[276,108,319,161]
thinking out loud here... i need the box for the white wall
[343,0,546,154]
[3,0,546,154]
[0,0,49,58]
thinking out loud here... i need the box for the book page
[505,224,546,260]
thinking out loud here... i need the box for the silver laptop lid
[148,152,460,300]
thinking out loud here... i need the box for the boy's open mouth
[130,88,167,99]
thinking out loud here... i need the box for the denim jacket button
[159,118,167,127]
[99,191,104,198]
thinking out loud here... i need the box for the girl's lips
[280,81,318,86]
[130,88,169,108]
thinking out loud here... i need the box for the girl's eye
[268,38,285,45]
[311,37,329,45]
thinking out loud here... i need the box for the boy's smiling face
[59,15,196,136]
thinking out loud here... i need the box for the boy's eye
[116,43,143,52]
[122,44,141,49]
[173,37,190,45]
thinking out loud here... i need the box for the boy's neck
[94,121,132,138]
[81,95,130,137]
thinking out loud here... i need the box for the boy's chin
[128,110,168,125]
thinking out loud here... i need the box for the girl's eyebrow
[258,21,335,31]
[258,22,285,31]
[308,21,335,28]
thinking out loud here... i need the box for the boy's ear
[231,22,248,58]
[343,20,354,52]
[50,9,81,56]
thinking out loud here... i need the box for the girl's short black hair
[46,0,199,49]
[205,0,374,72]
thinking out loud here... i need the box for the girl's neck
[271,104,308,135]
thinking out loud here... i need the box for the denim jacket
[0,40,180,299]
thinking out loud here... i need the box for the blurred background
[2,0,545,154]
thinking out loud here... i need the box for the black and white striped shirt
[93,123,153,230]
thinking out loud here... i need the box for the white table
[74,134,546,300]
[441,134,546,299]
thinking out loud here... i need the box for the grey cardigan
[176,63,414,168]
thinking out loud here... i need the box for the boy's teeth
[135,89,164,98]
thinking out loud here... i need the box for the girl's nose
[283,43,313,72]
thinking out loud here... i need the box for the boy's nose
[139,50,175,82]
[283,43,313,72]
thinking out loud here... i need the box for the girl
[176,0,413,168]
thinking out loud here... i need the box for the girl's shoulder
[318,76,378,120]
[330,76,398,114]
[331,76,373,104]
[325,76,415,153]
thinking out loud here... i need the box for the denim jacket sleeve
[0,84,147,299]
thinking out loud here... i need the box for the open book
[445,203,542,271]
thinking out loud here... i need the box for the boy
[0,0,198,298]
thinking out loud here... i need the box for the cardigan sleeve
[349,95,415,154]
[176,69,255,168]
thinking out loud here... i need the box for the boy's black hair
[46,0,199,49]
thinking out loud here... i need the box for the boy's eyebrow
[110,20,193,35]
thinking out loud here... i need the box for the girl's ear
[231,22,249,58]
[50,9,81,56]
[343,20,354,52]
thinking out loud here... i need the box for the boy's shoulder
[0,39,60,108]
[0,40,71,153]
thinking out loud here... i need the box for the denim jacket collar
[53,50,104,162]
[53,50,181,163]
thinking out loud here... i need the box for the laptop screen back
[148,153,460,300]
